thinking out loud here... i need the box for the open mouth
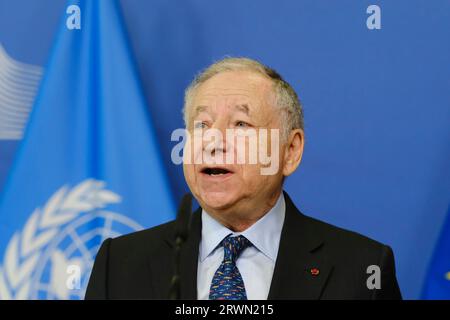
[201,167,232,176]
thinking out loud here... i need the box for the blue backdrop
[0,0,449,299]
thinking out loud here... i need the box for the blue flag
[422,206,450,299]
[0,0,175,299]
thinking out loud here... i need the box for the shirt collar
[200,193,286,262]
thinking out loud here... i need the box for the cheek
[241,164,281,189]
[183,133,203,164]
[240,165,264,186]
[183,164,196,187]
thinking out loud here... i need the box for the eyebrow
[234,103,250,115]
[194,105,208,117]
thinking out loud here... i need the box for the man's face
[183,71,286,217]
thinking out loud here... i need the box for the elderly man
[86,57,402,300]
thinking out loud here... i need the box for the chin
[198,190,238,211]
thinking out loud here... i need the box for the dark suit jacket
[85,192,402,299]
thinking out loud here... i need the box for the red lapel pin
[310,268,320,276]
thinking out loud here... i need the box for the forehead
[192,71,274,111]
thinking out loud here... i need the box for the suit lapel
[268,192,334,299]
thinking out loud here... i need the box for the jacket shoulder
[108,219,177,254]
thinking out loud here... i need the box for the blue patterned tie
[209,235,252,300]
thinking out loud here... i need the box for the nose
[204,125,226,156]
[202,118,232,161]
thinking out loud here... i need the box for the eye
[235,121,250,128]
[194,121,208,129]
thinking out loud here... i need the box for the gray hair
[183,57,304,140]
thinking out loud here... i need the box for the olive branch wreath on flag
[0,179,120,299]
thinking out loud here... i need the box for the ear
[282,129,304,177]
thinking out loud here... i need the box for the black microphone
[174,193,192,245]
[169,193,192,300]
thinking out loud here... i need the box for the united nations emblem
[0,179,142,299]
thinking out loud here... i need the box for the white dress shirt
[197,193,286,300]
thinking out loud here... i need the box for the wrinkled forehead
[194,102,250,118]
[190,71,275,117]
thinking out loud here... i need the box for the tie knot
[221,235,251,262]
